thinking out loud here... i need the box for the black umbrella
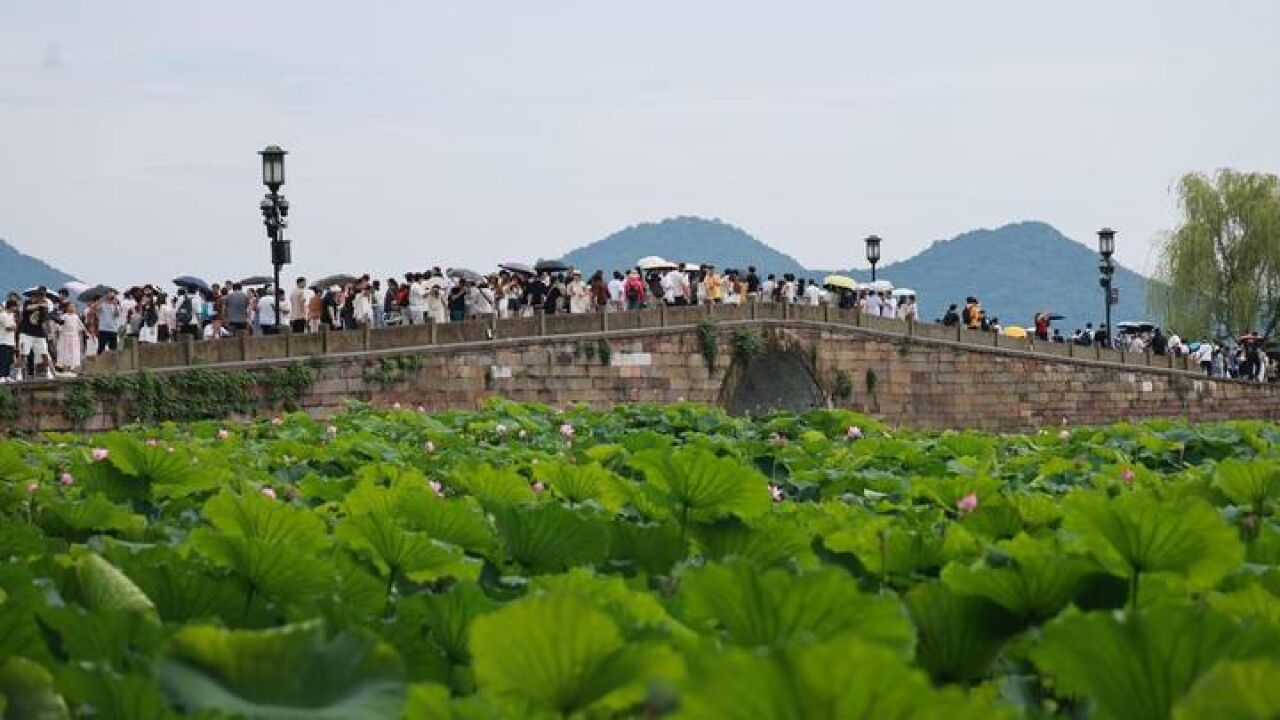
[173,275,212,294]
[1046,313,1066,321]
[447,268,485,284]
[499,262,534,276]
[22,287,45,297]
[534,259,569,273]
[311,274,359,290]
[238,275,274,286]
[77,284,116,302]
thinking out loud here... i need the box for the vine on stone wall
[731,329,766,364]
[833,370,854,402]
[596,339,612,367]
[698,321,719,371]
[362,356,426,386]
[60,363,315,425]
[0,387,18,420]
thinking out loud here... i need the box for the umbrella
[636,256,677,271]
[448,268,485,284]
[682,262,701,272]
[499,262,534,276]
[1004,326,1028,339]
[1116,321,1155,333]
[77,284,115,302]
[22,287,44,297]
[311,274,358,290]
[870,279,893,292]
[891,287,916,297]
[173,275,212,294]
[822,275,857,291]
[238,275,274,286]
[62,281,90,296]
[535,259,569,273]
[424,276,451,289]
[1046,313,1066,321]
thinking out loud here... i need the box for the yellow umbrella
[823,275,857,291]
[1004,326,1028,339]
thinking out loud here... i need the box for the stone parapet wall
[3,319,1275,434]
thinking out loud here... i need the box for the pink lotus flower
[495,424,508,435]
[1122,467,1135,484]
[59,472,75,486]
[847,426,863,440]
[1058,429,1070,441]
[770,433,788,448]
[417,405,426,413]
[145,438,159,447]
[392,402,402,410]
[261,487,277,500]
[91,447,109,462]
[26,482,39,494]
[428,480,444,497]
[769,484,785,502]
[559,423,575,440]
[270,417,283,426]
[957,493,979,514]
[216,429,229,440]
[325,425,338,436]
[424,440,436,454]
[531,481,546,494]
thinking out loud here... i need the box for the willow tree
[1151,170,1280,339]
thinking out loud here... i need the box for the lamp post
[1097,227,1116,349]
[865,235,881,283]
[258,145,291,331]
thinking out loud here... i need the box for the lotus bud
[261,487,277,500]
[1121,467,1135,484]
[425,440,436,454]
[91,447,109,462]
[26,482,39,494]
[59,472,75,486]
[531,481,546,493]
[559,423,575,440]
[769,484,785,502]
[847,426,863,440]
[429,480,444,497]
[957,493,979,514]
[216,429,229,440]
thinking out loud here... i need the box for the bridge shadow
[724,350,825,416]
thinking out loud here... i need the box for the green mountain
[0,238,79,299]
[560,217,1151,331]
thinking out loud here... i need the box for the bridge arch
[723,349,825,416]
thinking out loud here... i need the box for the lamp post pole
[865,235,881,283]
[258,146,291,332]
[1097,228,1116,349]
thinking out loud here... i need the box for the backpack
[176,297,193,326]
[626,281,642,303]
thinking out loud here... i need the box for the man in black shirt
[18,293,54,380]
[745,266,761,298]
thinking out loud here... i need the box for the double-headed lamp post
[865,235,882,282]
[1097,227,1116,348]
[258,145,291,331]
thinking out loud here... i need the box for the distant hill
[560,217,1150,330]
[562,217,811,278]
[0,239,79,299]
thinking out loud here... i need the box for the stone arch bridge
[4,303,1279,433]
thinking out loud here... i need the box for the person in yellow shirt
[706,266,723,304]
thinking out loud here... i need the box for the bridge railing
[80,302,1196,376]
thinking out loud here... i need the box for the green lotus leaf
[186,531,333,609]
[0,657,69,720]
[1208,582,1280,628]
[1213,458,1280,514]
[337,512,479,584]
[676,635,1008,720]
[446,462,533,509]
[904,581,1019,683]
[396,493,496,555]
[532,460,627,512]
[693,514,813,568]
[106,545,250,624]
[533,568,696,644]
[629,447,770,523]
[402,682,452,720]
[606,519,685,575]
[53,666,175,720]
[74,552,156,616]
[159,620,407,719]
[0,441,37,484]
[941,533,1095,621]
[823,514,950,583]
[1173,658,1280,720]
[676,562,914,655]
[36,605,164,666]
[200,489,328,553]
[1032,602,1271,720]
[1062,489,1243,591]
[97,434,225,499]
[42,495,145,537]
[470,591,680,716]
[492,503,610,574]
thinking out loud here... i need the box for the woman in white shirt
[567,272,591,314]
[353,288,374,327]
[55,303,85,373]
[424,286,447,324]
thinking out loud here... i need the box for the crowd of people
[0,260,1271,384]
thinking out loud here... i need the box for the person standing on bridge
[290,277,311,334]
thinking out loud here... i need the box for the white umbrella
[682,262,701,272]
[636,256,677,271]
[871,280,893,292]
[891,287,916,297]
[62,281,91,296]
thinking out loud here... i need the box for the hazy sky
[2,2,1277,288]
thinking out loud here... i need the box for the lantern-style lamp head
[259,145,287,190]
[1097,227,1116,259]
[865,235,882,264]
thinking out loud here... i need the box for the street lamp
[1097,227,1116,349]
[865,235,882,282]
[258,145,291,332]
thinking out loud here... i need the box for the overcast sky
[2,1,1277,287]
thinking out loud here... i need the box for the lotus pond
[1,401,1279,719]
